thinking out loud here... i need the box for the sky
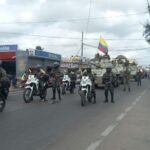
[0,0,150,66]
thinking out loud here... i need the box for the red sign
[0,52,16,60]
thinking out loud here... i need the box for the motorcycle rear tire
[0,96,5,112]
[23,88,33,103]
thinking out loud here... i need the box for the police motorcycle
[62,74,73,95]
[0,82,6,112]
[23,74,48,103]
[79,73,96,107]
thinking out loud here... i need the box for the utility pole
[80,32,84,70]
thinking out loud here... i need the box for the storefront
[0,45,61,77]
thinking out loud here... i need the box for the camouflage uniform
[103,70,115,103]
[69,71,76,89]
[0,67,7,81]
[136,71,142,86]
[87,71,96,102]
[51,67,62,101]
[0,66,10,99]
[123,69,131,91]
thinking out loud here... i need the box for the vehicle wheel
[40,90,47,100]
[62,86,66,95]
[81,96,86,107]
[23,88,32,103]
[80,92,86,107]
[0,96,5,112]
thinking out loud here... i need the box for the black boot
[51,88,56,100]
[128,88,130,92]
[111,93,114,103]
[57,88,61,101]
[93,91,96,104]
[104,90,108,103]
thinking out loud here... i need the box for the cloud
[0,0,149,65]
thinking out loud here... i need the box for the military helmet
[53,62,60,68]
[106,63,113,69]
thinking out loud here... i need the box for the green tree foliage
[143,21,150,44]
[35,46,43,51]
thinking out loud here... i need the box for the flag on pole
[98,37,109,54]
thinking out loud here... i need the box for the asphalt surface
[0,79,150,150]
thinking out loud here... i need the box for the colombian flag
[98,37,108,54]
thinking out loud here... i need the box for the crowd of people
[0,60,146,105]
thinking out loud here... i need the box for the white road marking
[86,139,103,150]
[116,113,126,121]
[125,106,133,112]
[85,89,147,150]
[131,101,137,106]
[101,124,117,137]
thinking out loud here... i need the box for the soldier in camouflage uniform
[51,62,62,103]
[0,61,7,81]
[0,61,10,99]
[123,67,131,92]
[103,64,115,103]
[86,66,96,102]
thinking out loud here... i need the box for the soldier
[0,60,10,99]
[136,69,142,86]
[86,65,96,103]
[69,70,76,89]
[123,67,131,92]
[51,62,62,103]
[103,64,115,103]
[0,61,7,81]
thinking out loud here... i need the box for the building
[0,45,61,77]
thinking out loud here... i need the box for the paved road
[0,79,150,150]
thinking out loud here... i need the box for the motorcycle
[79,76,96,107]
[0,82,6,112]
[23,75,47,103]
[62,75,74,94]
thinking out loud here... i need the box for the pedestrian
[123,67,131,92]
[103,64,115,103]
[136,70,142,86]
[50,62,62,103]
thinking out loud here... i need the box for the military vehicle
[112,55,129,84]
[128,60,138,81]
[91,53,119,88]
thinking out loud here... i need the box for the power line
[0,31,147,41]
[0,12,147,25]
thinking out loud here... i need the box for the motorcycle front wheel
[80,91,86,107]
[0,96,5,112]
[23,88,33,103]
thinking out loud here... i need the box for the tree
[143,21,150,44]
[35,46,43,51]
